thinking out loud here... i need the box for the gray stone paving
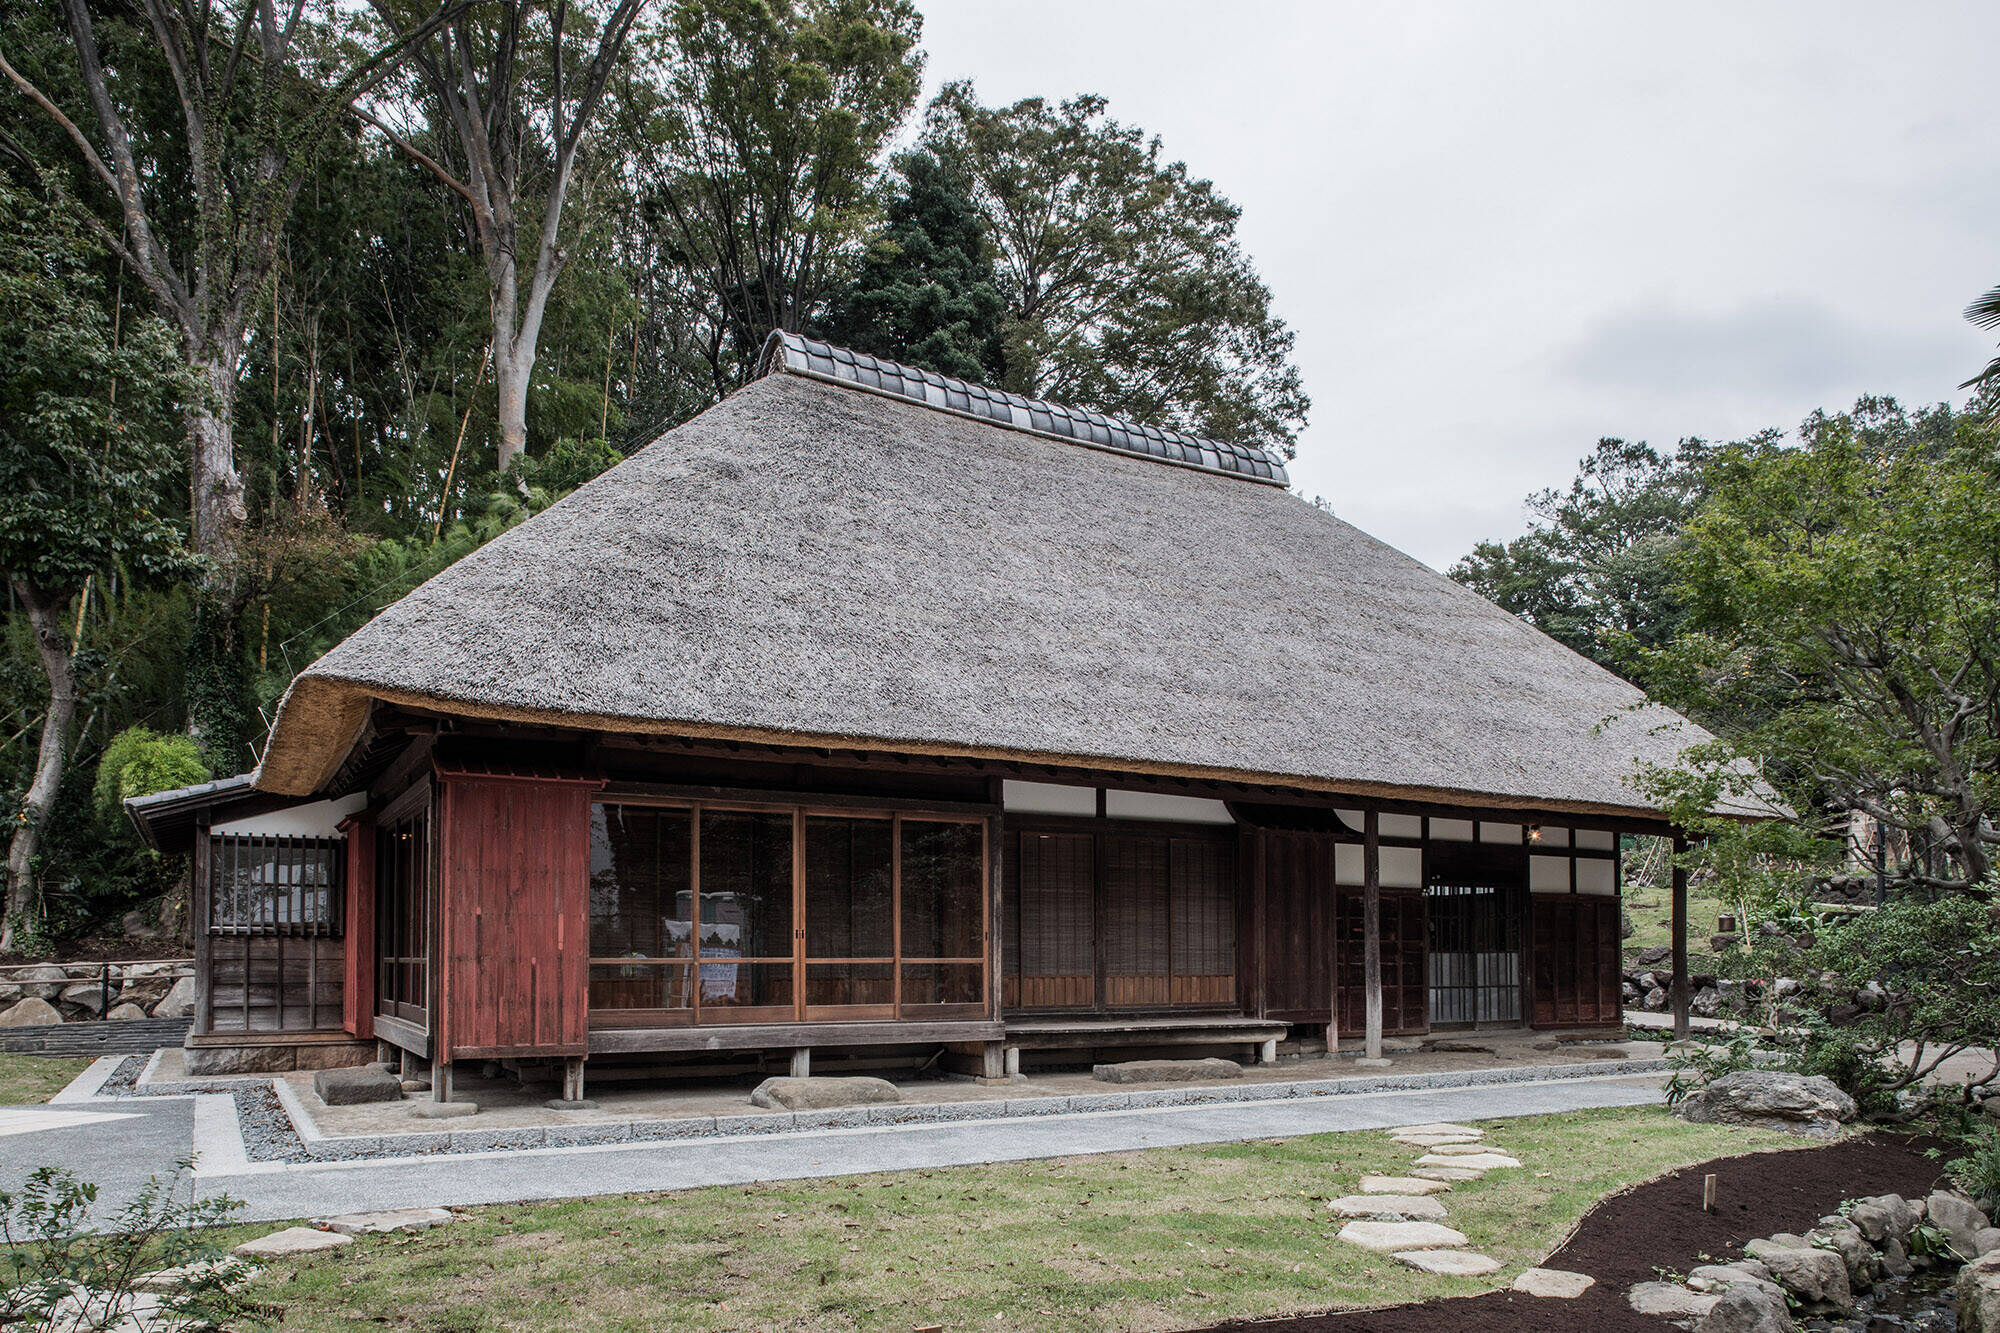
[4,1059,1665,1224]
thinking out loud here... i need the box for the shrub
[91,726,209,832]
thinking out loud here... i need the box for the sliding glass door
[590,801,987,1027]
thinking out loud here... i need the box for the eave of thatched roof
[256,358,1763,821]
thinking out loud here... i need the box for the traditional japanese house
[130,333,1735,1092]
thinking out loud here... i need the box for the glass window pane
[806,962,893,1008]
[697,960,794,1010]
[699,811,793,959]
[901,962,982,1008]
[804,817,893,958]
[590,805,693,959]
[589,961,693,1012]
[900,822,983,959]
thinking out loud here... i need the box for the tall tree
[359,0,648,471]
[0,0,463,756]
[0,182,189,950]
[922,82,1308,456]
[1450,437,1715,674]
[625,0,924,395]
[1636,400,2000,892]
[820,150,1004,381]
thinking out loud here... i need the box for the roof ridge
[757,331,1290,487]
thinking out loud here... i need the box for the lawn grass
[0,1052,91,1105]
[238,1105,1804,1332]
[1623,879,1733,956]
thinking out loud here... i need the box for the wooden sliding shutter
[1102,836,1170,1007]
[1170,839,1235,1006]
[1530,896,1622,1027]
[1334,890,1427,1035]
[1258,831,1334,1021]
[1005,831,1094,1009]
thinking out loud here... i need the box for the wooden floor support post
[1671,833,1691,1043]
[1004,1046,1021,1077]
[789,1047,811,1079]
[1259,1037,1278,1066]
[562,1057,586,1103]
[980,1040,1006,1082]
[1362,809,1385,1063]
[432,1061,453,1103]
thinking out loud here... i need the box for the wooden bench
[1002,1016,1291,1074]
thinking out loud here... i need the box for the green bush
[91,726,209,832]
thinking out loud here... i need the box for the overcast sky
[915,1,2000,570]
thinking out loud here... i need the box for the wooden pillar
[1671,833,1690,1042]
[1322,837,1340,1058]
[432,1061,453,1103]
[562,1056,586,1103]
[789,1047,811,1079]
[1363,810,1384,1062]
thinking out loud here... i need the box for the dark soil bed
[0,936,189,966]
[1212,1132,1949,1333]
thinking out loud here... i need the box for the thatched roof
[257,339,1746,820]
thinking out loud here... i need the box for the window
[374,808,428,1021]
[587,801,987,1024]
[209,835,342,934]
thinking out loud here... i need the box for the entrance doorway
[1425,884,1522,1024]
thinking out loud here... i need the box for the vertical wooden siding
[1529,895,1623,1026]
[438,777,597,1060]
[342,816,375,1039]
[1257,831,1334,1020]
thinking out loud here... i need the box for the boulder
[1930,1191,1992,1260]
[1710,933,1742,953]
[1849,1194,1916,1245]
[59,981,108,1015]
[1807,1221,1879,1285]
[1635,944,1672,967]
[1626,1282,1721,1318]
[1686,1263,1782,1299]
[116,976,174,1009]
[1962,1250,2000,1333]
[1690,987,1724,1018]
[1694,1285,1792,1333]
[1326,1195,1448,1222]
[1743,1240,1852,1312]
[1511,1267,1593,1298]
[0,996,62,1026]
[13,964,66,1000]
[1644,986,1668,1010]
[749,1075,901,1111]
[1091,1057,1242,1084]
[1977,1228,2000,1257]
[312,1065,404,1106]
[0,983,20,1005]
[150,975,196,1018]
[105,1002,150,1021]
[1336,1220,1467,1252]
[1676,1071,1856,1137]
[1881,1235,1914,1276]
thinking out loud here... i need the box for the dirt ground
[1207,1132,1950,1333]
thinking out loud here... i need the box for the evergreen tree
[822,152,1005,382]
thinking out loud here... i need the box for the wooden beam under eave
[1671,833,1690,1042]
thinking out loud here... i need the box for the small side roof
[124,772,276,854]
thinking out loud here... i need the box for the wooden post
[789,1047,811,1079]
[1671,833,1690,1043]
[1363,810,1384,1063]
[432,1061,453,1103]
[562,1056,586,1103]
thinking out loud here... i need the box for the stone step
[1422,1142,1508,1157]
[1412,1166,1488,1182]
[1394,1249,1501,1276]
[1326,1194,1449,1222]
[1512,1267,1595,1298]
[1359,1175,1451,1196]
[1391,1132,1484,1147]
[1415,1152,1520,1170]
[1337,1220,1469,1252]
[233,1226,353,1258]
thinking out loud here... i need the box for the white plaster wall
[212,791,367,839]
[1480,821,1522,844]
[1577,858,1617,894]
[1103,790,1234,824]
[1575,829,1616,851]
[1530,854,1572,892]
[1334,843,1423,888]
[1380,814,1423,840]
[1429,818,1473,842]
[1001,780,1096,816]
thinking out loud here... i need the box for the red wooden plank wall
[437,776,597,1061]
[341,816,376,1039]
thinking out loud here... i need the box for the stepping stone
[1391,1132,1483,1146]
[1626,1282,1720,1318]
[1513,1267,1595,1298]
[233,1227,353,1258]
[1360,1175,1451,1196]
[1337,1220,1468,1252]
[409,1100,478,1119]
[1327,1194,1449,1222]
[321,1207,454,1235]
[133,1257,258,1292]
[1395,1123,1483,1136]
[1413,1166,1487,1182]
[1424,1142,1508,1156]
[1394,1249,1501,1276]
[1415,1152,1520,1170]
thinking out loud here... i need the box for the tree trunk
[187,355,247,571]
[3,580,79,953]
[494,335,532,473]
